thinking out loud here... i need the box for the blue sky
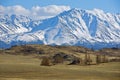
[0,0,120,13]
[0,0,120,20]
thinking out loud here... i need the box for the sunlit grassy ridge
[0,44,120,80]
[0,54,120,80]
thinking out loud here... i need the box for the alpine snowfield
[0,8,120,49]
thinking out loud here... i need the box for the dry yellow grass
[0,54,120,80]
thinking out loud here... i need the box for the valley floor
[0,54,120,80]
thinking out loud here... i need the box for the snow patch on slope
[0,8,120,49]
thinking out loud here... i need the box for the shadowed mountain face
[0,8,120,49]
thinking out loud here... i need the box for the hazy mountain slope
[0,8,120,49]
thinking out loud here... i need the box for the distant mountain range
[0,8,120,49]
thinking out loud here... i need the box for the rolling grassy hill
[0,44,120,80]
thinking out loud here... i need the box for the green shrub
[41,57,51,66]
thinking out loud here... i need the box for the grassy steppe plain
[0,54,120,80]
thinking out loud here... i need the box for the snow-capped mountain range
[0,8,120,49]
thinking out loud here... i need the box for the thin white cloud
[0,5,70,19]
[0,5,30,16]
